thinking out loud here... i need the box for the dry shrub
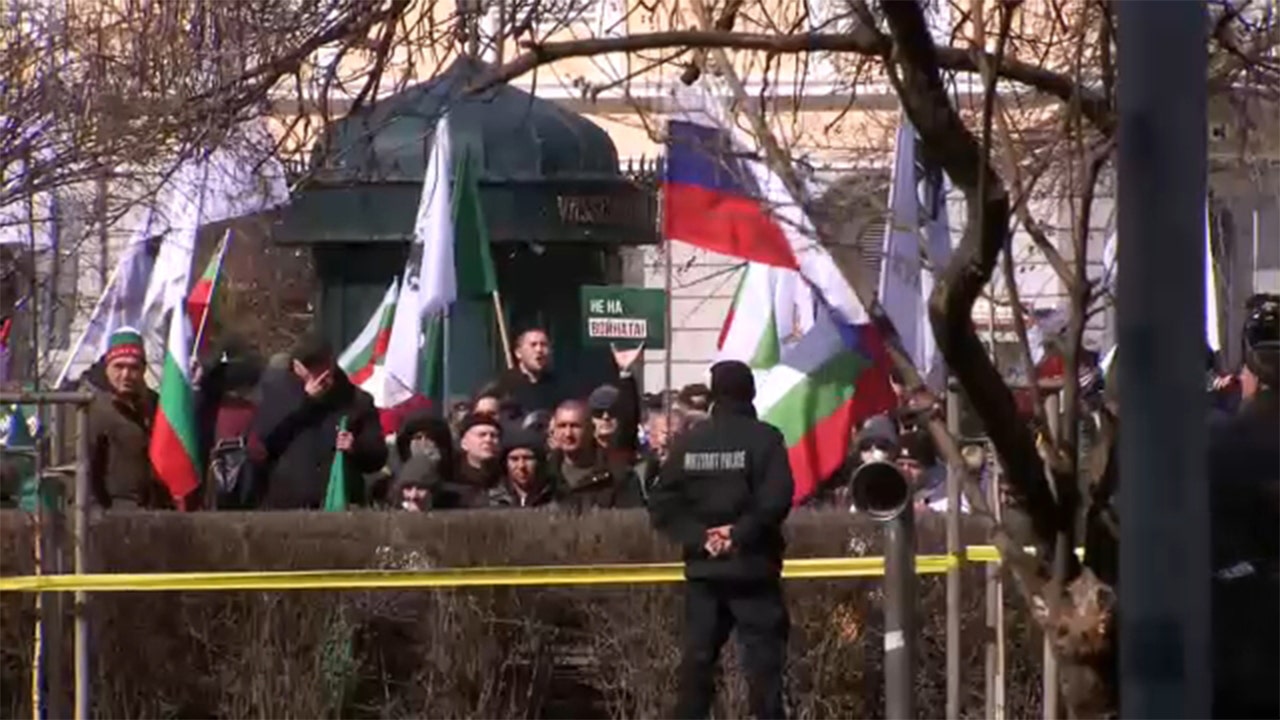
[0,509,1045,719]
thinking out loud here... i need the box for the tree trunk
[878,2,1118,716]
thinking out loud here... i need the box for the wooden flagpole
[189,229,231,359]
[491,291,514,369]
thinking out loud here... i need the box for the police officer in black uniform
[1208,293,1279,719]
[649,360,794,719]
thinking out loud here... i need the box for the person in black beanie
[488,430,554,508]
[648,360,794,719]
[434,412,502,509]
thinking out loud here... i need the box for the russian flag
[663,85,896,502]
[663,120,801,269]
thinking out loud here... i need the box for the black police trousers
[675,577,789,719]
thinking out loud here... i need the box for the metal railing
[1,391,93,720]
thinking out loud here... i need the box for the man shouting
[649,360,794,719]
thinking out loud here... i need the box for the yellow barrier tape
[0,545,1046,593]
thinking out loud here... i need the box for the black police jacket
[649,400,795,580]
[1208,389,1279,714]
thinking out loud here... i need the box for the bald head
[552,399,588,454]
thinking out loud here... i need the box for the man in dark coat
[82,327,169,509]
[488,430,555,508]
[436,413,502,509]
[649,360,794,719]
[1209,293,1279,719]
[548,400,639,510]
[492,328,566,414]
[252,334,386,509]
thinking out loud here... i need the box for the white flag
[0,127,56,250]
[142,122,290,338]
[54,230,158,387]
[879,119,952,388]
[382,115,455,407]
[1204,201,1221,352]
[1098,198,1221,366]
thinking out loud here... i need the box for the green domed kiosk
[276,57,658,399]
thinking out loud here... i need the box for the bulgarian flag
[717,262,812,372]
[338,279,399,395]
[665,83,896,502]
[185,229,231,355]
[149,310,201,509]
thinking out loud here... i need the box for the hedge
[0,509,1047,719]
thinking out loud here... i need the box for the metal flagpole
[660,161,673,422]
[944,379,962,720]
[53,247,128,389]
[1116,1,1211,716]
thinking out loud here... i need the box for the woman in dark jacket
[385,410,456,509]
[195,340,264,509]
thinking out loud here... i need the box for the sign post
[580,286,667,349]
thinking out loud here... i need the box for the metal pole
[661,175,673,424]
[1117,1,1211,716]
[0,392,95,404]
[73,404,90,720]
[983,305,1000,720]
[945,381,961,719]
[850,461,916,720]
[985,455,1006,720]
[884,508,917,720]
[1042,392,1061,720]
[39,472,67,720]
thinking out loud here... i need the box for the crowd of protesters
[2,319,972,515]
[33,327,718,512]
[2,293,1274,528]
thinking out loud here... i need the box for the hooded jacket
[393,412,455,472]
[385,412,455,507]
[252,366,387,509]
[81,359,169,509]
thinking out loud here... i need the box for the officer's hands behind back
[704,525,733,557]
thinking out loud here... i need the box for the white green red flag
[665,82,896,502]
[382,117,496,408]
[716,262,811,374]
[148,310,201,509]
[185,229,231,355]
[338,279,400,400]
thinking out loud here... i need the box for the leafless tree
[1,0,1276,712]
[466,1,1278,716]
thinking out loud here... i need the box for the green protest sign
[580,286,667,349]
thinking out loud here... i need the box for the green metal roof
[275,57,658,245]
[310,56,620,183]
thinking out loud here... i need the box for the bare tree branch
[880,0,1058,575]
[472,28,1116,134]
